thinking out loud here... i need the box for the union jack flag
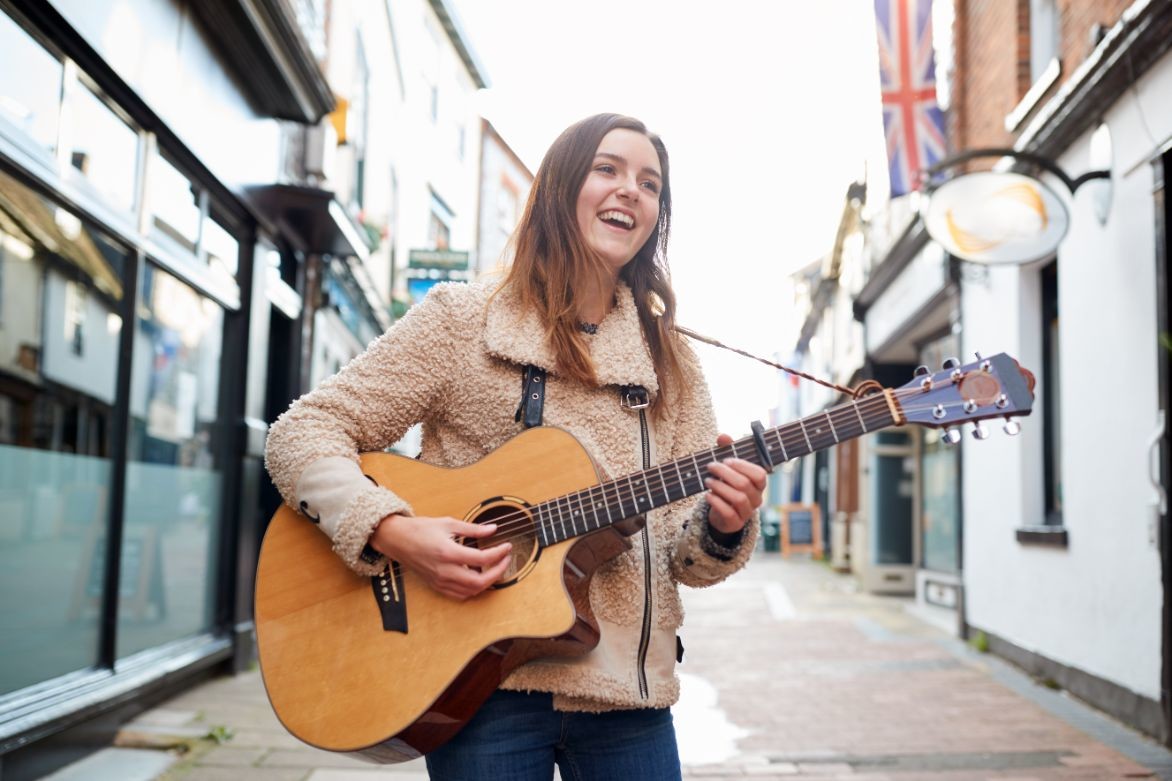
[875,0,947,197]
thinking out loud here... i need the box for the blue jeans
[424,689,682,780]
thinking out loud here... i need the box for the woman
[265,113,766,780]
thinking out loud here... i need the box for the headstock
[895,353,1035,442]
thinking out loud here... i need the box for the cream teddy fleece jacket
[264,279,757,711]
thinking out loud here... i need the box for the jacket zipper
[636,407,652,700]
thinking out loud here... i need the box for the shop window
[202,213,239,279]
[148,149,202,254]
[0,168,126,695]
[349,34,370,211]
[428,190,453,251]
[918,332,961,572]
[1041,260,1063,525]
[118,263,224,658]
[68,80,139,214]
[0,11,63,154]
[1030,0,1060,83]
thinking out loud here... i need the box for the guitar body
[254,426,638,762]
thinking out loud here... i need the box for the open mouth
[598,210,634,230]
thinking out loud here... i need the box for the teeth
[599,210,633,227]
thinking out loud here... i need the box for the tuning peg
[1003,419,1021,436]
[971,422,990,440]
[943,427,963,445]
[914,365,930,376]
[974,351,983,361]
[942,356,961,370]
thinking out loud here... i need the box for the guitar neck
[534,391,900,547]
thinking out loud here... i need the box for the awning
[247,184,391,331]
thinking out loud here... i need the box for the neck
[577,276,618,325]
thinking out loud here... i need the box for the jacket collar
[484,280,660,397]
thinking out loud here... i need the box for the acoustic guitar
[254,353,1034,762]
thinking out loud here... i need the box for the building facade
[798,0,1172,744]
[476,117,533,276]
[0,0,433,775]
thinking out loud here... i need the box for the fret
[656,464,673,503]
[536,503,551,547]
[774,428,789,461]
[639,471,656,506]
[569,490,585,536]
[852,400,868,433]
[672,458,686,500]
[585,485,605,531]
[824,411,839,443]
[599,483,615,526]
[553,495,568,541]
[630,473,651,513]
[684,454,703,495]
[797,418,813,452]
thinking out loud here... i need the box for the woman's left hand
[704,433,768,534]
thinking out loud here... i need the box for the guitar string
[468,391,905,543]
[463,388,1011,547]
[470,389,1009,545]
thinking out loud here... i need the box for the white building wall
[962,53,1169,701]
[477,127,532,275]
[386,0,483,288]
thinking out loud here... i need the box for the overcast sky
[453,0,890,432]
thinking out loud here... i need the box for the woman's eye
[595,164,616,175]
[641,181,660,193]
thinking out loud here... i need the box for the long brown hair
[501,113,685,409]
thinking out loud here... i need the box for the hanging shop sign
[919,147,1110,266]
[923,171,1069,265]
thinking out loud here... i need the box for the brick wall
[951,0,1134,157]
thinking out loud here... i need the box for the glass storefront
[0,168,126,695]
[118,265,224,659]
[0,7,234,698]
[0,13,62,154]
[918,333,961,573]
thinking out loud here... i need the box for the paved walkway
[63,555,1172,780]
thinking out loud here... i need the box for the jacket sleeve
[264,283,464,575]
[666,344,759,588]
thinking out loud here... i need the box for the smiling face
[575,128,663,276]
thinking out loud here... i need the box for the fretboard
[534,392,898,547]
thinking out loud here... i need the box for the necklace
[577,321,599,335]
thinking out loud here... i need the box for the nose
[616,175,640,201]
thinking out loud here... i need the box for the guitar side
[255,427,627,760]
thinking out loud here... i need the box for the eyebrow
[595,152,662,180]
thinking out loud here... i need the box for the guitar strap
[514,365,547,428]
[515,365,650,426]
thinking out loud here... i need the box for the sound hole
[467,499,539,587]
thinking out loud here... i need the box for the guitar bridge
[371,562,408,633]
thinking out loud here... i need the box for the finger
[479,554,513,587]
[705,492,741,530]
[706,477,753,519]
[451,520,498,538]
[707,461,754,492]
[708,460,768,494]
[445,539,512,568]
[716,433,734,447]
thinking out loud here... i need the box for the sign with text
[408,249,469,271]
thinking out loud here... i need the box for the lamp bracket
[923,148,1109,194]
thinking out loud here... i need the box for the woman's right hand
[368,514,512,601]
